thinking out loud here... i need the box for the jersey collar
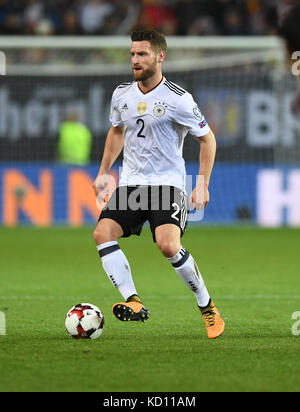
[136,76,165,96]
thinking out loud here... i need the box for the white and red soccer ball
[65,303,104,339]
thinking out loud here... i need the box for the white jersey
[110,76,211,192]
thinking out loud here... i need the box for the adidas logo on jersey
[121,103,128,110]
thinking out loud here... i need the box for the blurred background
[0,0,299,227]
[0,0,286,36]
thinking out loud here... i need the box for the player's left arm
[190,130,216,210]
[173,92,216,209]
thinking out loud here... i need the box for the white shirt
[80,2,113,33]
[110,77,211,192]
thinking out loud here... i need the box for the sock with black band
[167,246,210,307]
[97,241,138,301]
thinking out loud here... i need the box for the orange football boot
[112,296,150,323]
[200,299,225,339]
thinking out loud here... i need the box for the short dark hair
[278,4,300,53]
[131,29,167,54]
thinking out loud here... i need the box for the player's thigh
[93,218,124,244]
[155,224,181,258]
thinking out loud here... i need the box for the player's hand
[92,174,110,203]
[189,184,210,210]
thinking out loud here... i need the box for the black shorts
[98,185,188,242]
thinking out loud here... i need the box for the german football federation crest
[153,102,167,118]
[137,102,147,115]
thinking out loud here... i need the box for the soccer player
[92,30,225,339]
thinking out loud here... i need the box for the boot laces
[202,309,216,327]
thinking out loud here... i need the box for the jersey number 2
[136,118,145,138]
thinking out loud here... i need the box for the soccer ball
[65,303,104,339]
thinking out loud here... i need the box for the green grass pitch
[0,225,299,392]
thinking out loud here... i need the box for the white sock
[167,246,210,307]
[97,241,138,301]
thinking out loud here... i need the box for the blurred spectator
[278,1,300,54]
[222,7,246,35]
[187,16,218,36]
[57,10,83,35]
[0,14,22,34]
[246,0,278,35]
[79,0,113,34]
[108,0,141,35]
[0,0,22,34]
[0,0,11,25]
[175,0,211,35]
[0,0,286,36]
[277,0,295,24]
[34,18,54,35]
[137,0,178,35]
[23,0,43,34]
[57,111,92,166]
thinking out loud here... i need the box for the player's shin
[96,241,138,301]
[167,246,210,307]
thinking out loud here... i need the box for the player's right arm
[93,87,125,197]
[92,125,124,197]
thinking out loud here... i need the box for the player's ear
[157,51,166,64]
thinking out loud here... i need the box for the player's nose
[131,54,140,65]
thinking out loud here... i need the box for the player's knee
[157,239,180,258]
[93,219,123,244]
[93,225,104,244]
[93,222,112,244]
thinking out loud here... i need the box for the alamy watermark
[291,51,300,76]
[291,311,300,336]
[0,51,6,75]
[94,171,206,222]
[0,311,6,335]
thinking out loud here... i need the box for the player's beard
[132,59,157,82]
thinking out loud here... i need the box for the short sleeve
[109,90,123,127]
[174,92,210,137]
